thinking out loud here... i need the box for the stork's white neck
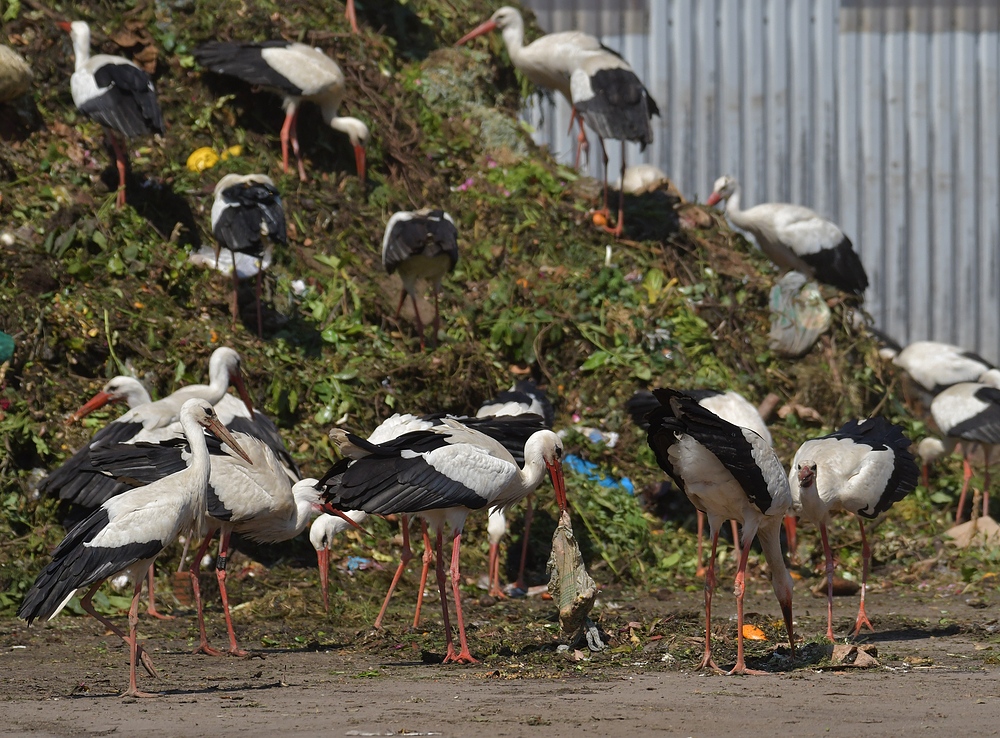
[69,23,91,72]
[723,183,747,228]
[179,412,212,533]
[501,17,526,62]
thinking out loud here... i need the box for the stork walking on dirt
[319,419,567,663]
[646,388,795,674]
[789,418,918,640]
[18,400,251,697]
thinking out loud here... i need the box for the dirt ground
[3,578,1000,737]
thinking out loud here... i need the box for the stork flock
[11,3,994,699]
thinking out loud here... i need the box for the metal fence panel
[521,0,1000,364]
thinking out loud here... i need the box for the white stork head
[795,460,818,490]
[705,175,738,207]
[456,6,523,45]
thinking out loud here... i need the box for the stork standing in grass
[705,175,868,296]
[319,419,567,663]
[59,20,164,208]
[789,418,918,641]
[193,40,369,182]
[646,388,795,675]
[211,173,287,337]
[18,400,251,697]
[382,209,459,349]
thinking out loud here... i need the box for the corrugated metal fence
[520,0,1000,364]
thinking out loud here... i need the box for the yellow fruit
[186,147,219,172]
[592,212,608,226]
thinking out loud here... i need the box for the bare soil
[2,580,999,737]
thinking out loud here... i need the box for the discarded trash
[768,271,831,357]
[546,509,605,651]
[563,453,634,494]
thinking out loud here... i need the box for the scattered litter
[946,515,1000,548]
[768,271,831,357]
[741,624,767,641]
[823,643,880,669]
[546,509,605,652]
[562,453,633,494]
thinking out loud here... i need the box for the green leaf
[580,350,610,371]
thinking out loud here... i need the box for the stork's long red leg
[983,463,992,518]
[597,140,626,237]
[413,520,433,628]
[374,515,413,629]
[432,528,457,661]
[279,105,296,176]
[513,495,534,592]
[820,522,836,641]
[109,133,127,209]
[488,540,505,598]
[570,107,589,169]
[124,577,157,698]
[784,515,798,566]
[411,293,426,350]
[288,108,307,182]
[145,564,173,620]
[956,446,975,522]
[431,286,441,348]
[190,530,224,656]
[230,253,240,326]
[443,532,477,664]
[852,519,875,637]
[345,0,359,33]
[695,510,707,577]
[215,529,248,657]
[81,581,157,678]
[697,528,722,672]
[393,288,407,322]
[728,534,767,675]
[317,546,331,614]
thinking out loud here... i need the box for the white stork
[888,340,999,397]
[39,349,252,508]
[476,379,555,597]
[930,382,1000,522]
[382,209,459,349]
[18,399,251,698]
[627,388,784,572]
[645,388,794,675]
[38,347,255,510]
[309,509,369,613]
[456,5,603,167]
[318,411,547,627]
[89,429,308,656]
[570,48,658,237]
[705,175,868,296]
[320,419,567,663]
[209,173,286,337]
[789,418,918,641]
[59,21,164,209]
[193,40,369,182]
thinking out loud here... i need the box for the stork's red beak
[69,391,114,423]
[317,546,330,614]
[230,369,255,420]
[354,143,366,182]
[705,191,722,207]
[797,465,815,488]
[56,21,72,32]
[203,416,254,464]
[456,19,498,46]
[319,504,368,533]
[547,460,568,512]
